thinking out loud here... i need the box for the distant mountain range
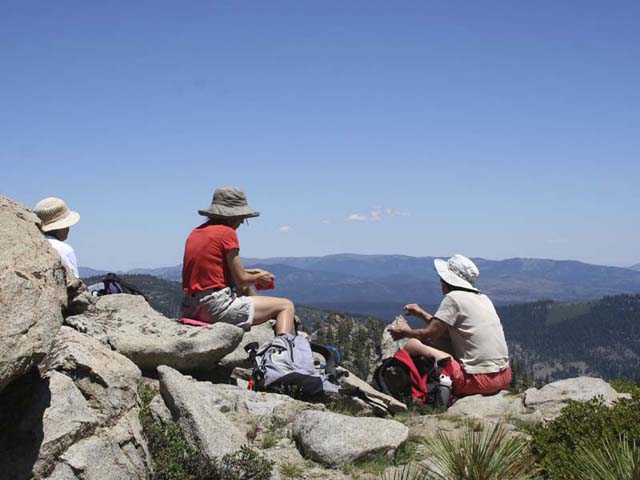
[80,254,640,321]
[630,263,640,272]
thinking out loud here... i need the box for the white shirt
[434,290,510,374]
[45,235,79,277]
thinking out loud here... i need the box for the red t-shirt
[182,223,239,294]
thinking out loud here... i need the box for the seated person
[388,254,511,396]
[181,186,295,335]
[33,197,81,277]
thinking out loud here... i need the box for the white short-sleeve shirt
[434,290,509,374]
[45,235,79,278]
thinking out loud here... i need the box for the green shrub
[610,379,640,398]
[570,435,640,480]
[528,396,640,479]
[138,384,208,480]
[216,446,273,480]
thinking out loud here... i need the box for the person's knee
[280,298,294,313]
[405,338,423,351]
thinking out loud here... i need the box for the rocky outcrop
[0,327,150,479]
[447,390,539,424]
[192,382,325,425]
[218,320,275,370]
[292,410,409,467]
[338,366,408,414]
[380,315,410,360]
[158,366,246,462]
[524,376,630,420]
[0,195,68,393]
[66,295,244,371]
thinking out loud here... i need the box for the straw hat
[198,186,260,219]
[33,197,80,233]
[434,254,480,292]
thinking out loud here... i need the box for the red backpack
[373,348,453,408]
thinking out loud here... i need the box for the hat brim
[198,206,260,219]
[434,258,479,292]
[40,211,80,232]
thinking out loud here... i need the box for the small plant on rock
[215,445,273,480]
[423,420,537,480]
[279,462,305,478]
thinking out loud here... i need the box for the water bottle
[435,373,452,408]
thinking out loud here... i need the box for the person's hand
[403,303,425,318]
[245,268,265,275]
[256,270,275,287]
[387,325,412,341]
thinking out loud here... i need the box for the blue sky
[1,1,639,270]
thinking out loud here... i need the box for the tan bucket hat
[434,254,480,292]
[33,197,80,232]
[198,186,260,219]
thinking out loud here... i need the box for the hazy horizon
[81,251,639,274]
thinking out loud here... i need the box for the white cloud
[321,219,331,224]
[346,207,411,222]
[385,208,411,217]
[278,225,292,232]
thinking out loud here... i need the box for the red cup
[255,278,275,290]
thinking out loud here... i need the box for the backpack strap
[338,385,389,413]
[310,344,338,376]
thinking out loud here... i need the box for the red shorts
[443,359,512,397]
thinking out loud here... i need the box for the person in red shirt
[181,186,294,335]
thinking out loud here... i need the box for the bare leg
[251,296,295,335]
[405,338,452,363]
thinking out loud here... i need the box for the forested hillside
[501,295,640,381]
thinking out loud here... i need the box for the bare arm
[388,303,449,344]
[226,249,273,289]
[404,317,449,344]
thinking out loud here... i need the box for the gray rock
[0,195,67,392]
[524,376,629,421]
[63,276,95,318]
[33,371,100,478]
[66,295,244,371]
[338,367,408,415]
[447,390,535,423]
[194,382,324,426]
[149,394,173,425]
[292,410,409,467]
[0,326,150,479]
[219,320,276,369]
[43,326,141,422]
[46,409,149,480]
[158,365,246,462]
[380,315,410,359]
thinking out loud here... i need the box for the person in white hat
[181,186,295,335]
[33,197,81,277]
[388,254,511,396]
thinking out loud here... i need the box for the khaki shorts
[181,287,255,331]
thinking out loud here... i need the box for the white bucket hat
[33,197,80,232]
[434,254,480,292]
[198,186,260,219]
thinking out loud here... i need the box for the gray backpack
[251,334,339,398]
